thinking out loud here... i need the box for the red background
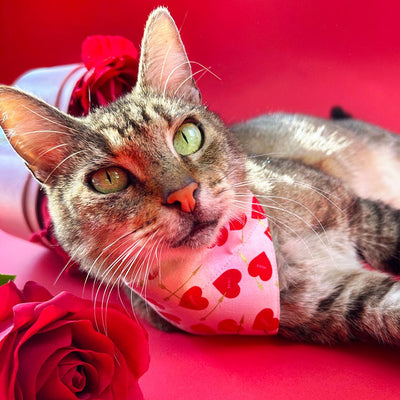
[2,1,400,399]
[2,0,400,130]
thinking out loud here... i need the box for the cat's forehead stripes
[88,93,198,148]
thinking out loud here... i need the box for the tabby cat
[2,7,400,345]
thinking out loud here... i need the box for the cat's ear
[0,86,77,183]
[137,7,201,104]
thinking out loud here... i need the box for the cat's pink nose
[167,182,198,212]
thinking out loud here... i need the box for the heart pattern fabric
[126,192,280,335]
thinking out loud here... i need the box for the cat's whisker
[85,235,131,292]
[240,193,329,235]
[232,175,343,210]
[86,229,150,322]
[156,241,167,285]
[134,234,163,316]
[233,203,312,256]
[229,201,317,261]
[253,196,339,267]
[119,231,157,290]
[172,67,211,98]
[43,149,86,184]
[100,242,139,289]
[114,234,160,323]
[96,236,145,291]
[232,199,342,275]
[188,60,221,81]
[84,224,149,292]
[93,240,145,334]
[163,60,220,99]
[36,143,70,161]
[146,235,165,289]
[233,198,333,257]
[19,129,74,137]
[247,152,295,159]
[53,246,84,285]
[22,105,82,135]
[253,196,340,270]
[234,198,318,231]
[192,68,209,85]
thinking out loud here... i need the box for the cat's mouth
[170,219,219,248]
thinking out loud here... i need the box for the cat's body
[234,114,400,344]
[2,8,400,345]
[233,113,400,208]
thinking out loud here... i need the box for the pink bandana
[125,193,280,335]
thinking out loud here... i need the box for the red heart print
[218,319,244,333]
[148,270,159,280]
[248,252,272,281]
[213,269,242,298]
[190,323,216,334]
[229,214,247,230]
[179,286,209,310]
[159,311,181,324]
[216,226,229,246]
[251,196,266,219]
[253,308,279,332]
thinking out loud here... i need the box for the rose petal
[70,350,114,395]
[16,304,69,346]
[16,324,74,397]
[61,364,86,393]
[0,281,23,321]
[127,379,145,400]
[78,306,150,378]
[69,55,138,116]
[0,282,149,400]
[81,35,138,69]
[36,322,115,395]
[22,281,53,302]
[9,302,38,332]
[68,319,115,355]
[36,366,78,400]
[0,332,18,399]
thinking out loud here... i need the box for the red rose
[0,281,150,399]
[68,35,138,116]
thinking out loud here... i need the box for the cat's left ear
[0,86,78,184]
[136,7,201,104]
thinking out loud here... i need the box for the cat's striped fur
[2,7,400,345]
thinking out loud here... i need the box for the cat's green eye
[91,167,129,194]
[173,123,203,156]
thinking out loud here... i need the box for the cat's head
[0,8,246,283]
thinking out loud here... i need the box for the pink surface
[1,230,400,399]
[2,1,400,398]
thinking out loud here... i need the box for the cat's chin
[169,219,219,249]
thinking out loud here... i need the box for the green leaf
[0,274,16,287]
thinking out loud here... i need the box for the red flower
[68,35,138,116]
[0,281,150,399]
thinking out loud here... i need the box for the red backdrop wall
[2,0,400,130]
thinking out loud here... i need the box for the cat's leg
[277,234,400,346]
